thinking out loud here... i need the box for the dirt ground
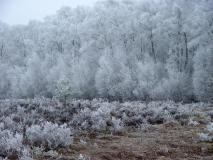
[45,122,213,160]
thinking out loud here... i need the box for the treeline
[0,0,212,102]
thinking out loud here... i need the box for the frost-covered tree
[193,0,213,102]
[194,46,213,102]
[0,0,212,102]
[96,51,134,101]
[55,77,72,106]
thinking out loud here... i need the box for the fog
[0,0,98,25]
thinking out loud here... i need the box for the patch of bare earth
[53,122,213,160]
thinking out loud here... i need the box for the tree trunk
[0,44,4,57]
[184,32,188,71]
[150,31,156,63]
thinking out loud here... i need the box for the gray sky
[0,0,98,25]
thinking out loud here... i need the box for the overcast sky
[0,0,98,25]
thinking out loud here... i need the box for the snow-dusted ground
[0,99,212,159]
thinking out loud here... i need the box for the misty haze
[0,0,213,159]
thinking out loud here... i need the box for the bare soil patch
[52,122,213,160]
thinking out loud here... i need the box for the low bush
[0,129,23,157]
[26,121,73,150]
[199,122,213,142]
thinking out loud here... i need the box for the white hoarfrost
[0,98,212,158]
[199,122,213,142]
[26,122,73,149]
[0,129,23,156]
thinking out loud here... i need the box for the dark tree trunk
[0,44,4,57]
[150,31,156,63]
[184,32,188,71]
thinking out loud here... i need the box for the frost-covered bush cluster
[26,122,73,150]
[0,98,212,159]
[0,129,23,157]
[199,123,213,142]
[77,154,90,160]
[0,99,74,159]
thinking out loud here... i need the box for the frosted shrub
[0,122,4,130]
[26,122,73,150]
[90,103,113,132]
[90,110,108,132]
[71,108,93,131]
[72,102,116,133]
[207,123,213,133]
[77,154,90,160]
[111,117,124,134]
[199,133,211,142]
[199,122,213,142]
[188,118,199,126]
[1,116,23,133]
[19,147,33,160]
[0,129,23,157]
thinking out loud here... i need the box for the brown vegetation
[43,122,213,160]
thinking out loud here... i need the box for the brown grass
[44,122,213,160]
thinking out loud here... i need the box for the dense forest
[0,0,212,102]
